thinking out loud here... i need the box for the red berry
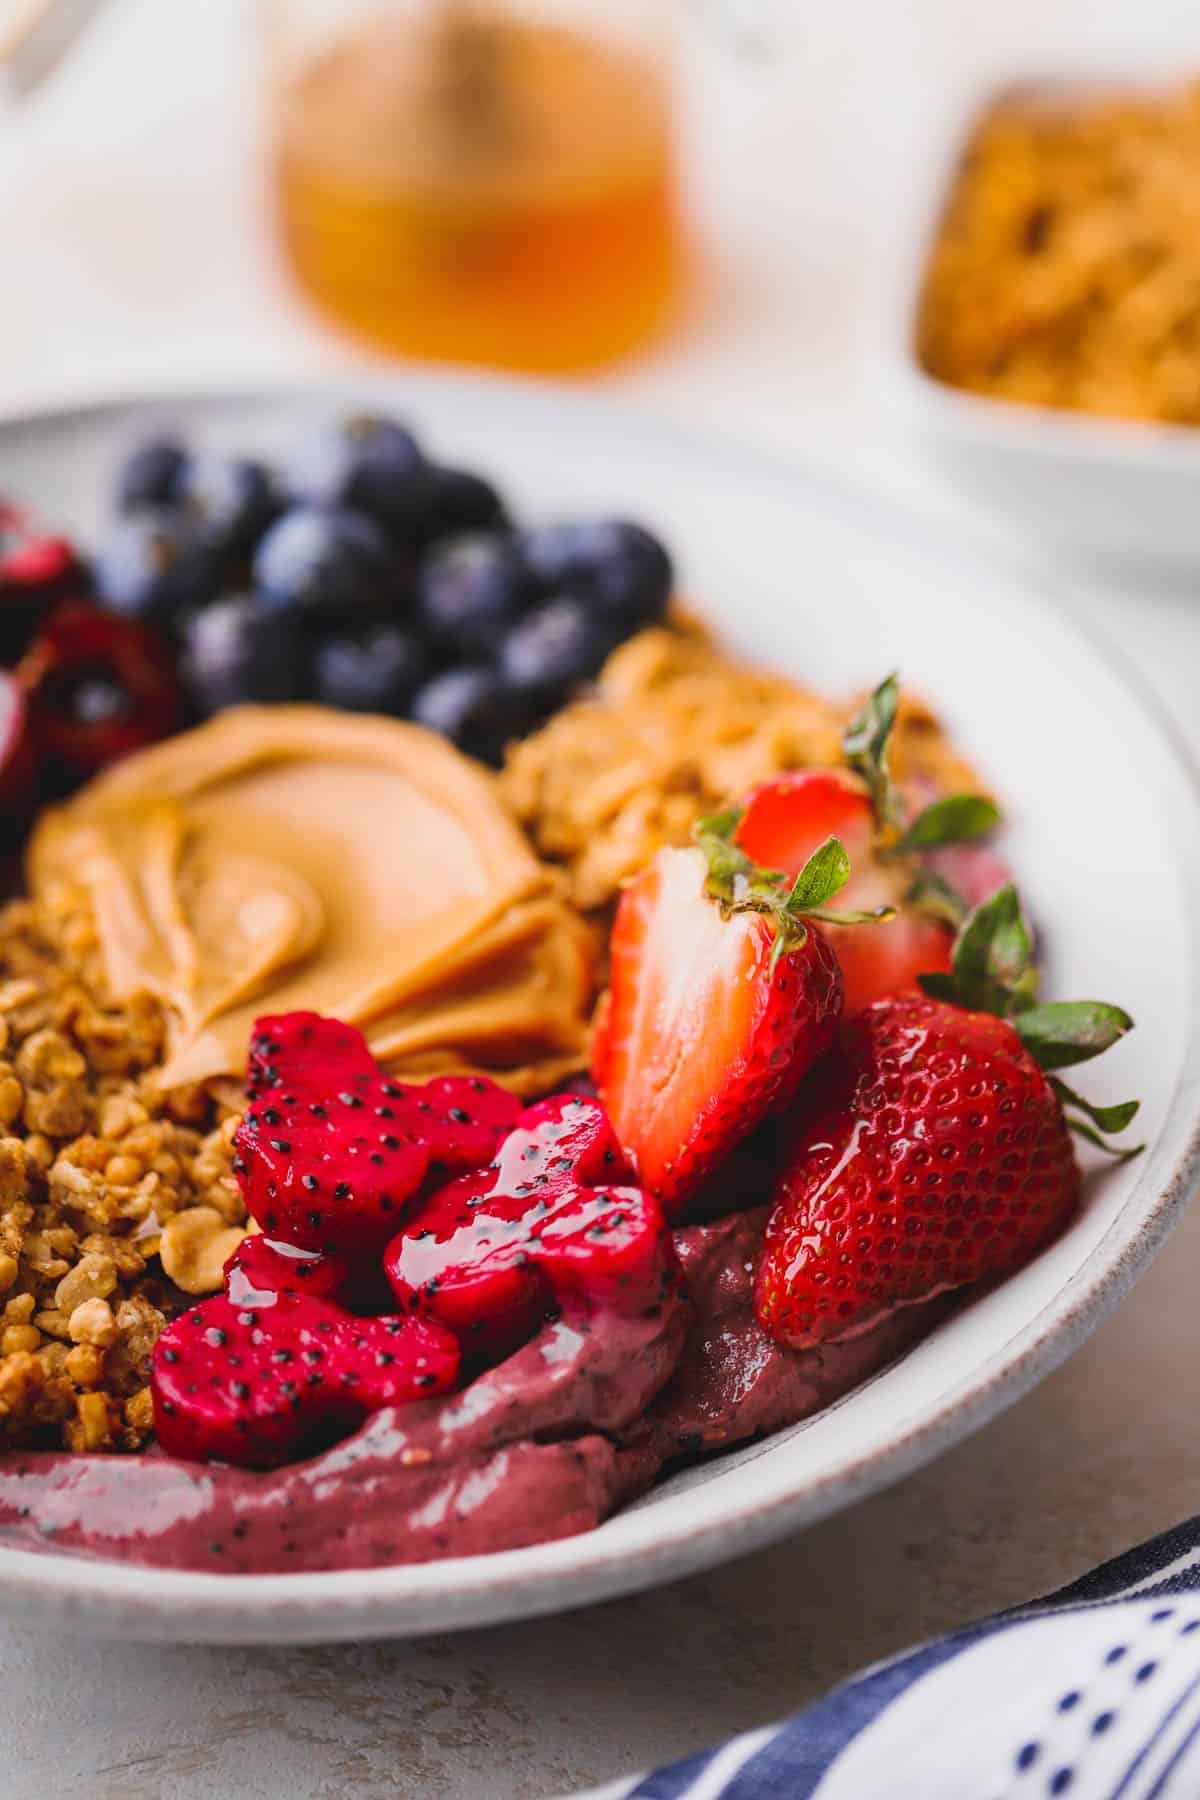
[736,770,954,1016]
[755,992,1081,1348]
[0,501,81,661]
[18,601,180,787]
[592,846,842,1218]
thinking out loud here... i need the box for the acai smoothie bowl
[0,389,1177,1613]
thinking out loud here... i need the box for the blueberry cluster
[96,415,673,766]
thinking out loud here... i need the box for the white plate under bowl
[0,372,1197,1644]
[880,48,1200,569]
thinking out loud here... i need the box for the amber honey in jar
[263,1,685,372]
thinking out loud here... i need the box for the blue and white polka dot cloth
[575,1518,1200,1799]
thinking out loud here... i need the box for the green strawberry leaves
[842,674,904,838]
[693,811,894,976]
[918,883,1141,1156]
[785,833,850,910]
[840,674,1002,889]
[1049,1078,1142,1159]
[904,868,969,928]
[1015,1001,1135,1071]
[919,882,1039,1016]
[895,792,1002,853]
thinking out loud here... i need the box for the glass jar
[260,0,685,373]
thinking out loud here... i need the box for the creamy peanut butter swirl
[30,707,595,1095]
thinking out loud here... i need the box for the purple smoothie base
[0,1210,934,1574]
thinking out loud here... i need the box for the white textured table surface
[2,4,1200,1797]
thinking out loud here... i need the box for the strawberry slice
[735,769,955,1018]
[592,840,848,1219]
[384,1096,677,1366]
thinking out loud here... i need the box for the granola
[501,627,982,917]
[918,78,1200,422]
[0,898,245,1453]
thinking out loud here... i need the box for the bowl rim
[883,49,1200,469]
[0,372,1198,1642]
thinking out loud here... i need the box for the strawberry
[151,1291,460,1469]
[592,827,874,1218]
[384,1095,679,1366]
[734,676,1002,1018]
[756,883,1140,1349]
[736,770,956,1017]
[235,1013,522,1255]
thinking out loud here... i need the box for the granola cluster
[501,627,981,917]
[918,78,1200,422]
[0,898,246,1454]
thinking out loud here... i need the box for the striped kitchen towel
[575,1516,1200,1799]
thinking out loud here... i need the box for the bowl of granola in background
[885,51,1200,568]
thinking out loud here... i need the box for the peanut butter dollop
[29,706,595,1095]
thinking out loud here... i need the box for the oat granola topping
[501,627,982,918]
[0,897,245,1452]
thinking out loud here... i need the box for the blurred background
[4,0,1200,709]
[0,0,1193,489]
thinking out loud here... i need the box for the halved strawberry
[592,840,848,1219]
[734,676,1001,1018]
[735,770,955,1017]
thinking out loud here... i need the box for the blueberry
[178,455,277,558]
[312,624,428,715]
[519,520,673,635]
[415,533,532,656]
[181,595,305,715]
[289,416,428,537]
[499,598,612,705]
[95,508,219,625]
[116,437,189,512]
[419,467,509,542]
[253,506,398,623]
[411,665,530,766]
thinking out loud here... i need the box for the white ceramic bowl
[0,374,1197,1643]
[882,51,1200,568]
